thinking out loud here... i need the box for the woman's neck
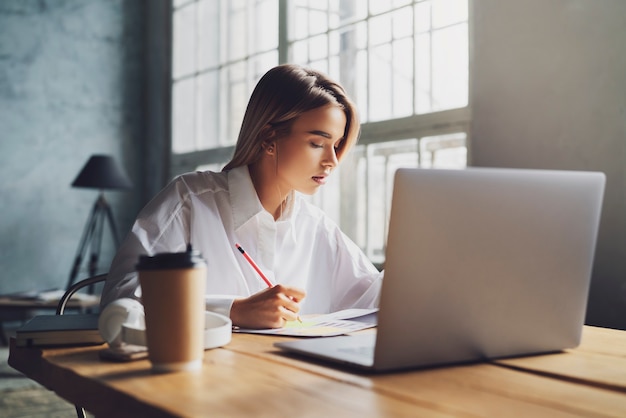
[247,163,288,221]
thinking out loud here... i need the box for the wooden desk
[8,326,626,417]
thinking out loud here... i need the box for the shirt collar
[228,165,265,231]
[228,164,297,226]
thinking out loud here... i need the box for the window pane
[173,3,197,78]
[309,34,328,61]
[369,0,411,15]
[292,1,310,40]
[196,70,220,149]
[172,78,196,153]
[197,0,220,71]
[228,2,248,61]
[291,39,309,63]
[327,23,364,84]
[355,154,368,250]
[392,6,413,39]
[393,38,414,118]
[337,0,367,26]
[415,1,431,33]
[173,0,279,153]
[415,31,432,113]
[432,0,468,28]
[309,0,329,35]
[369,13,392,46]
[173,0,193,8]
[347,134,465,261]
[225,62,248,145]
[420,132,467,169]
[432,23,468,110]
[255,0,279,51]
[309,59,329,74]
[328,0,339,28]
[369,43,392,121]
[355,50,368,122]
[218,67,230,143]
[249,51,279,81]
[354,21,367,50]
[362,139,420,262]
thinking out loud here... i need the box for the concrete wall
[471,0,626,329]
[0,0,145,294]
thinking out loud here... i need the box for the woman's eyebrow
[307,130,332,139]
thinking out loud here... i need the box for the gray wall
[471,0,626,329]
[0,0,146,294]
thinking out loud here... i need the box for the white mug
[98,298,232,351]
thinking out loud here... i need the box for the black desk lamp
[67,155,132,291]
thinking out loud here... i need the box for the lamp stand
[66,192,121,293]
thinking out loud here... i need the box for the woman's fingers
[278,284,306,303]
[230,285,306,329]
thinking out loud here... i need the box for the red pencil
[235,243,274,288]
[235,243,301,323]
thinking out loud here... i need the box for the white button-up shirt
[101,165,382,317]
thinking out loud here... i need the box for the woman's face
[273,104,347,196]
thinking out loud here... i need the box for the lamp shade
[71,155,133,190]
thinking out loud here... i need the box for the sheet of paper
[233,308,378,337]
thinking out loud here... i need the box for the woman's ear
[260,124,277,155]
[263,141,276,155]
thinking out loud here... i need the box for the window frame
[169,0,471,261]
[170,0,471,175]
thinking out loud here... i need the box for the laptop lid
[276,167,605,372]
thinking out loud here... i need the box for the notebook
[275,167,605,372]
[15,313,105,347]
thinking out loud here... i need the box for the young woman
[101,64,382,329]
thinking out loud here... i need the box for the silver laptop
[275,167,605,372]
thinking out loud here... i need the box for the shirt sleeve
[100,178,189,308]
[100,174,242,320]
[326,221,384,312]
[204,296,236,318]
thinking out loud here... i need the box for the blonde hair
[222,64,360,171]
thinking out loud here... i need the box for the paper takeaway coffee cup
[136,244,207,372]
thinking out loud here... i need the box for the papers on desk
[234,308,378,337]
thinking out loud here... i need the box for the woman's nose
[323,147,338,168]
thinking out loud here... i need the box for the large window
[171,0,470,264]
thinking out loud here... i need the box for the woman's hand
[230,285,306,329]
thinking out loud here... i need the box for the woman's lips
[312,176,327,185]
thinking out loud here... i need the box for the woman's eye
[310,142,323,149]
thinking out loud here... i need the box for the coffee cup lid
[136,244,206,270]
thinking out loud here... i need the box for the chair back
[56,274,107,315]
